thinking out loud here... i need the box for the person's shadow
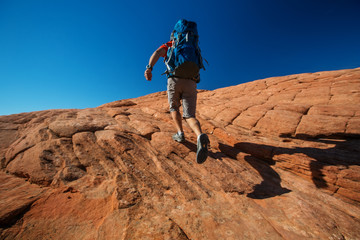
[181,140,291,199]
[222,136,360,198]
[218,143,291,199]
[181,134,359,200]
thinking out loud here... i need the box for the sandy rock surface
[1,68,359,239]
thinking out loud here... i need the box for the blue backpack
[164,19,205,82]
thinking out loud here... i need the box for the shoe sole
[196,134,209,164]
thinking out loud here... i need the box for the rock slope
[1,68,360,239]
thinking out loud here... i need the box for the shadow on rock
[181,140,223,164]
[218,143,291,199]
[244,155,291,199]
[232,137,360,191]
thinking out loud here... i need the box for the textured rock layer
[1,68,360,239]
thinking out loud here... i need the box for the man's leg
[167,78,184,142]
[181,79,209,164]
[185,117,202,137]
[171,110,183,133]
[171,110,185,142]
[181,79,201,137]
[185,117,209,164]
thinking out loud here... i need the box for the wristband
[146,64,153,71]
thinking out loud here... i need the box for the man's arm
[144,47,167,81]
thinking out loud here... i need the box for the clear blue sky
[1,0,359,116]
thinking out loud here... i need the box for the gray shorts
[167,77,197,118]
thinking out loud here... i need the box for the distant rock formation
[1,68,359,239]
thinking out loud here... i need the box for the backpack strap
[164,43,176,76]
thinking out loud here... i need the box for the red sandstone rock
[1,68,360,239]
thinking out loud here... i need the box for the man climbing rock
[144,19,209,164]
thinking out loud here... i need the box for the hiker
[144,19,209,164]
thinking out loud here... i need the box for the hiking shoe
[172,132,185,143]
[196,133,209,164]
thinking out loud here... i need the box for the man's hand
[144,68,152,81]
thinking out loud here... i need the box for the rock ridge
[0,68,359,239]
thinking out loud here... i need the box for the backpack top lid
[173,19,198,36]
